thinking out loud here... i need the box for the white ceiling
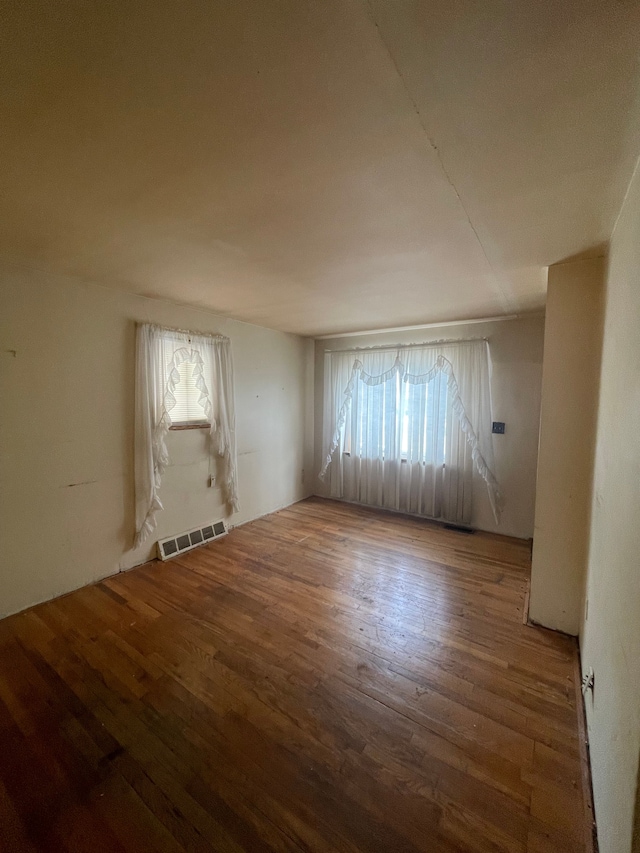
[1,1,638,336]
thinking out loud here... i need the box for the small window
[168,359,211,428]
[160,331,214,430]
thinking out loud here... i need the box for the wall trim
[0,495,311,623]
[315,313,543,340]
[574,644,599,853]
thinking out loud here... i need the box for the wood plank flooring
[0,497,588,852]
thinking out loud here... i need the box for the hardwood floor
[0,497,588,852]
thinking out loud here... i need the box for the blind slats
[164,351,213,425]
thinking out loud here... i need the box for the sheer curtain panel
[320,340,501,525]
[134,324,239,548]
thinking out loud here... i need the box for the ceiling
[1,1,638,336]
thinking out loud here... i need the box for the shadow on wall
[633,757,640,853]
[554,242,608,266]
[120,318,137,553]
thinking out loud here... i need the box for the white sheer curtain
[134,324,238,548]
[320,340,501,524]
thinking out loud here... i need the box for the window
[163,348,213,429]
[346,370,448,463]
[134,323,239,547]
[320,340,500,525]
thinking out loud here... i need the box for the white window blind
[171,360,210,424]
[162,340,213,425]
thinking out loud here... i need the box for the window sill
[169,423,211,431]
[343,452,409,461]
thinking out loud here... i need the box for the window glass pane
[170,360,209,423]
[346,371,449,462]
[399,375,448,462]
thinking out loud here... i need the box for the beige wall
[528,258,605,635]
[314,316,545,539]
[0,263,314,619]
[580,163,640,853]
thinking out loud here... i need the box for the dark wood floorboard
[0,497,587,852]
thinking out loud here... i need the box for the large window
[346,371,448,463]
[320,340,501,525]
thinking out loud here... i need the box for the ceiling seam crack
[363,0,515,313]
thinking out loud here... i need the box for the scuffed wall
[0,264,314,618]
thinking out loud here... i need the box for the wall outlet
[208,475,216,488]
[492,421,506,434]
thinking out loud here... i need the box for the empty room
[1,2,639,852]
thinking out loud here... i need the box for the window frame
[161,335,214,430]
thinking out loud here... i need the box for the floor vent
[442,523,475,534]
[157,520,227,561]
